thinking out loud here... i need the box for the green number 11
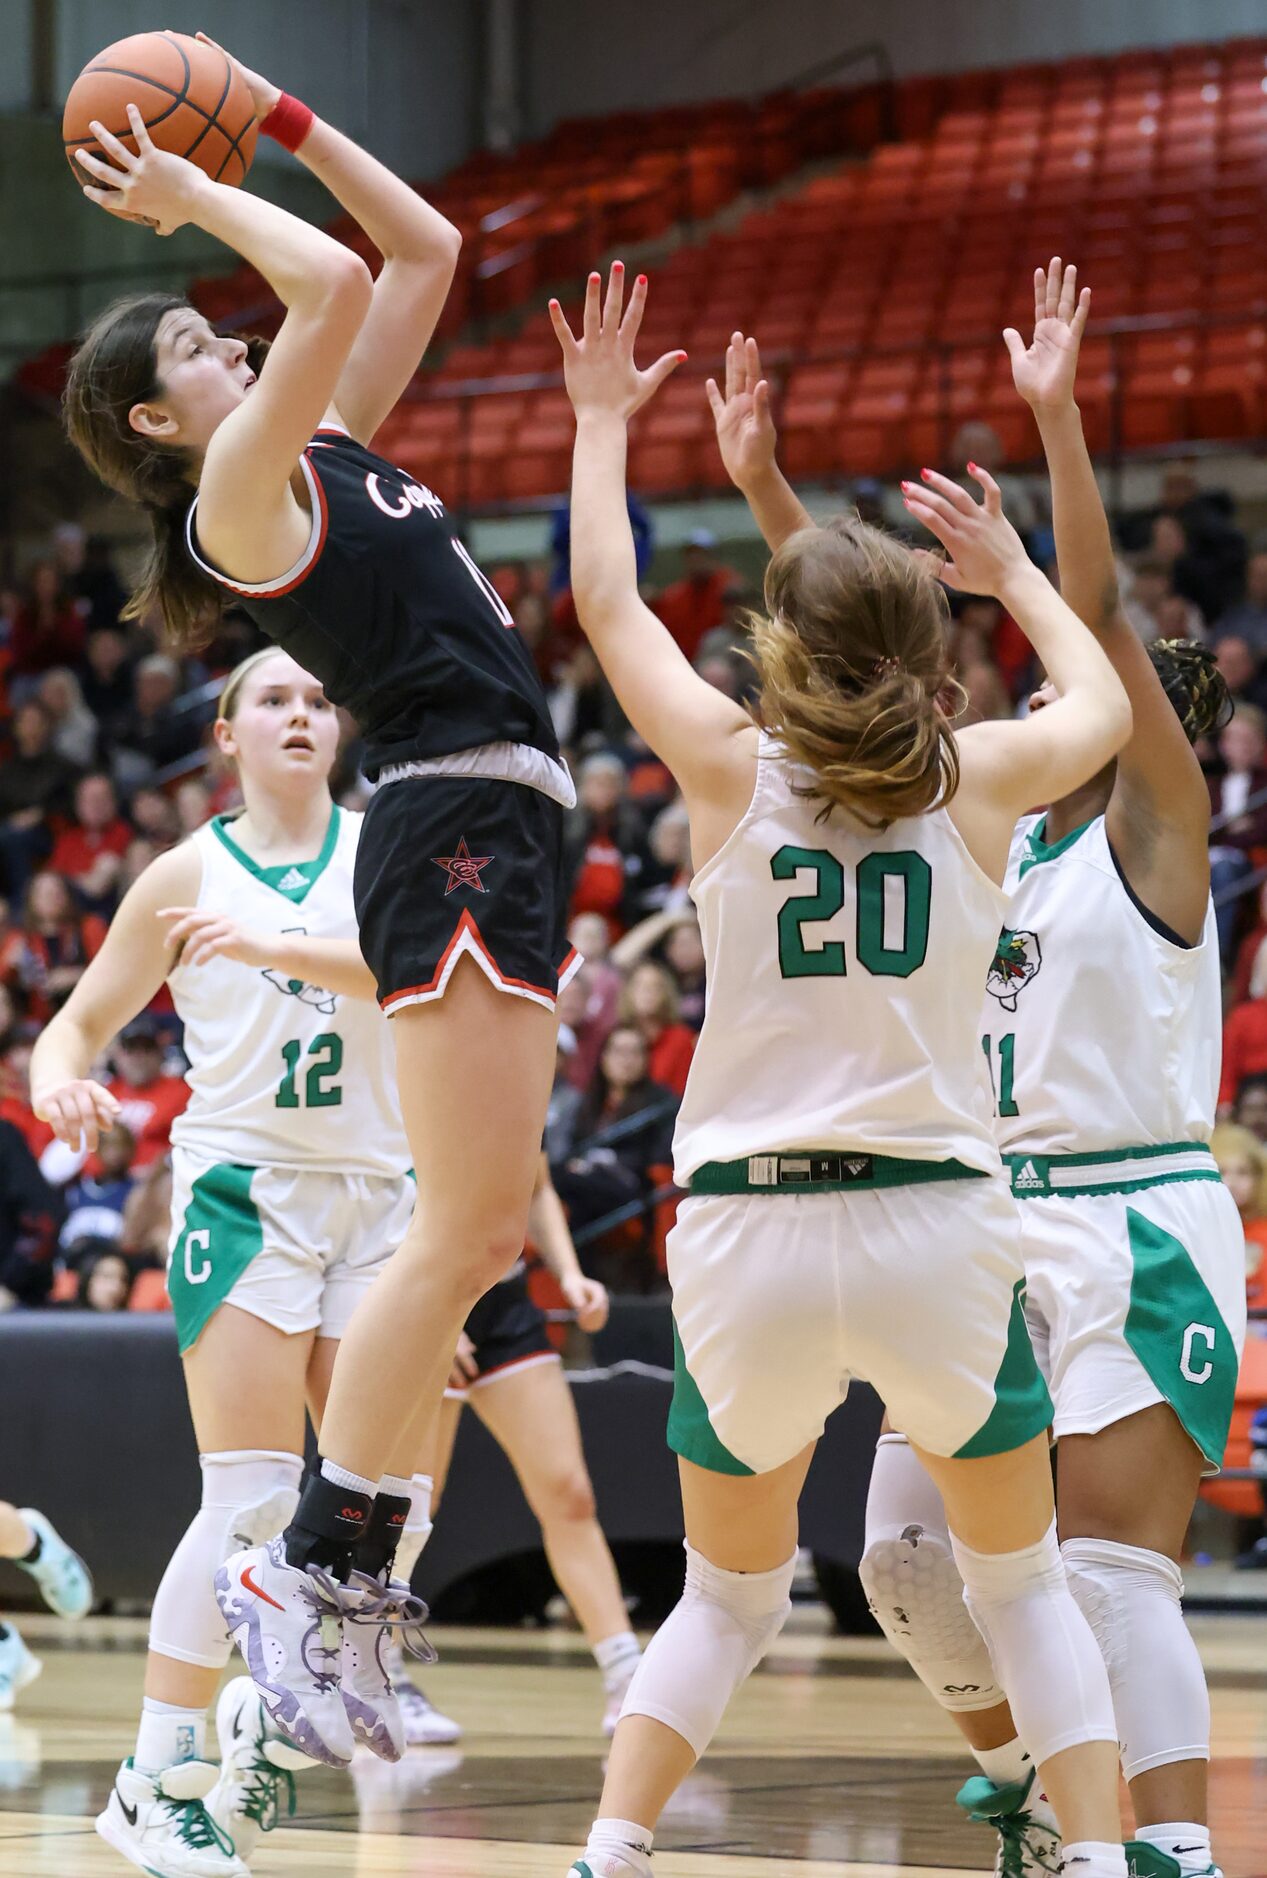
[982,1032,1019,1118]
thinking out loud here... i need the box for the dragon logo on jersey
[261,927,338,1015]
[986,928,1042,1012]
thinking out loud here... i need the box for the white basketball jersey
[982,813,1221,1155]
[169,808,408,1176]
[673,736,1007,1184]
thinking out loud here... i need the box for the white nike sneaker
[0,1626,41,1712]
[601,1663,639,1739]
[95,1758,248,1877]
[957,1769,1062,1877]
[205,1677,312,1863]
[384,1637,462,1745]
[16,1508,93,1618]
[214,1537,355,1766]
[339,1571,436,1761]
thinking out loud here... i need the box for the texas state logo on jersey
[986,928,1043,1013]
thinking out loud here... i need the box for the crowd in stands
[3,443,1267,1372]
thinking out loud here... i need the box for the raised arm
[30,844,202,1151]
[901,467,1132,880]
[708,333,813,551]
[1007,257,1212,937]
[198,35,462,447]
[76,106,371,572]
[550,266,757,825]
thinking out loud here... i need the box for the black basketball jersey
[185,426,560,777]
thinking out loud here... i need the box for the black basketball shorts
[445,1267,558,1398]
[355,774,578,1016]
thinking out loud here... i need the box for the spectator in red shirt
[618,961,696,1097]
[18,872,107,1024]
[563,753,649,936]
[104,1018,188,1170]
[654,530,742,664]
[49,773,132,916]
[8,560,86,689]
[0,1037,54,1160]
[1220,995,1267,1114]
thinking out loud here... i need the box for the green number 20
[772,845,932,979]
[276,1033,344,1109]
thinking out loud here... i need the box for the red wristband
[260,93,315,154]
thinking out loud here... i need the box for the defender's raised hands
[549,263,686,421]
[901,465,1032,598]
[707,333,777,491]
[1003,257,1091,414]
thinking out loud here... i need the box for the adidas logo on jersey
[1013,1160,1045,1192]
[276,868,308,893]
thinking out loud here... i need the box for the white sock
[394,1475,435,1585]
[594,1628,642,1691]
[1135,1822,1212,1877]
[321,1457,378,1497]
[584,1816,654,1878]
[134,1696,206,1775]
[377,1473,413,1501]
[973,1737,1032,1787]
[1062,1843,1127,1877]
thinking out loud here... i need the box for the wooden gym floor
[1,1611,1264,1877]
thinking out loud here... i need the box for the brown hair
[62,293,270,653]
[753,519,961,829]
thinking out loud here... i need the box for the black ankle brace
[283,1470,372,1578]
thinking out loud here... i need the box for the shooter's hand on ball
[194,30,282,123]
[73,103,203,234]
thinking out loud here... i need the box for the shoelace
[994,1808,1062,1878]
[163,1794,237,1857]
[343,1571,439,1666]
[239,1752,297,1832]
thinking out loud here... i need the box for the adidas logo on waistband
[1013,1160,1045,1191]
[277,867,308,892]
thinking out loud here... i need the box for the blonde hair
[1211,1121,1267,1214]
[753,519,961,829]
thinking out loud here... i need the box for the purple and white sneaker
[340,1572,437,1762]
[214,1537,355,1767]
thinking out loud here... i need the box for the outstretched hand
[707,332,777,490]
[549,263,686,421]
[901,465,1032,598]
[1004,257,1090,414]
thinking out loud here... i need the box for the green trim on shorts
[689,1151,985,1196]
[167,1162,264,1354]
[667,1321,754,1477]
[1124,1208,1239,1469]
[954,1280,1055,1460]
[1007,1142,1220,1201]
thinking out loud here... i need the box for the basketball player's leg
[469,1359,642,1724]
[305,956,556,1491]
[0,1500,90,1617]
[1057,1405,1214,1866]
[572,1448,812,1877]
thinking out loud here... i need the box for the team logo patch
[262,925,338,1015]
[986,928,1042,1012]
[432,836,494,895]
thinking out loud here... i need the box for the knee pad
[149,1451,304,1670]
[1062,1536,1210,1781]
[620,1543,795,1756]
[860,1433,1001,1713]
[951,1520,1117,1767]
[393,1473,434,1586]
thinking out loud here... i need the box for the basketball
[62,30,257,188]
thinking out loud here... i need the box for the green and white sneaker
[96,1757,248,1877]
[1126,1842,1220,1878]
[0,1627,41,1712]
[15,1508,93,1618]
[956,1768,1062,1878]
[205,1676,309,1862]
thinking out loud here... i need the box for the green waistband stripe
[689,1151,986,1196]
[1006,1142,1218,1200]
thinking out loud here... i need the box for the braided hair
[1147,638,1233,744]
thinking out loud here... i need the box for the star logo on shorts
[432,836,494,895]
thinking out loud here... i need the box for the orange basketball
[63,31,258,188]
